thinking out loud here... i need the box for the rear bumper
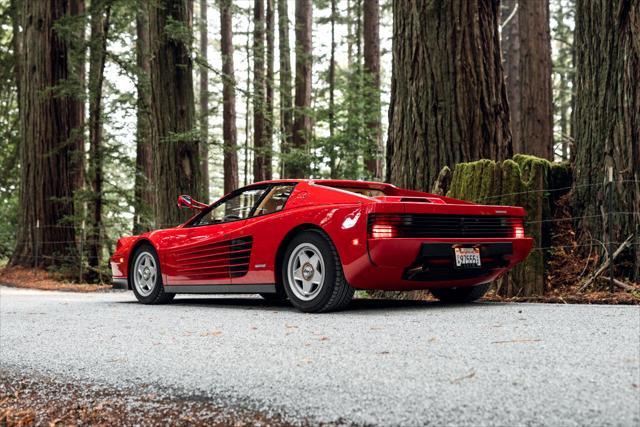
[347,237,533,291]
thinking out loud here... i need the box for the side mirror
[177,195,208,210]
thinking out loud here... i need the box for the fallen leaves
[450,370,476,384]
[200,329,223,337]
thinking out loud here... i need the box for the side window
[192,187,267,226]
[251,185,294,217]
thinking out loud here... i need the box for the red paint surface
[111,179,533,291]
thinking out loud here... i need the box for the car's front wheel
[430,283,491,303]
[130,244,175,304]
[282,231,353,313]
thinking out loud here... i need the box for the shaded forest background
[0,0,637,292]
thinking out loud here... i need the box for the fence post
[608,166,614,292]
[34,219,39,267]
[80,220,85,283]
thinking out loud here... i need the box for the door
[164,186,268,285]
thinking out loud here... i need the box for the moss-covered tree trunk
[149,0,200,227]
[11,0,84,268]
[386,0,512,191]
[436,156,571,296]
[573,0,640,281]
[199,0,209,200]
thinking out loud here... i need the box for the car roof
[250,178,397,191]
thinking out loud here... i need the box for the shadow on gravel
[117,296,504,313]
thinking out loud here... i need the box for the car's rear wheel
[430,283,491,303]
[282,231,353,313]
[130,244,175,304]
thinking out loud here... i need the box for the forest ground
[1,286,638,426]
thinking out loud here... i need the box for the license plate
[454,247,481,268]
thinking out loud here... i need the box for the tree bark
[264,0,274,180]
[573,0,640,281]
[363,0,381,179]
[328,0,337,178]
[11,0,85,267]
[277,0,293,177]
[220,0,238,195]
[199,0,209,200]
[134,2,155,234]
[501,0,553,160]
[252,0,267,182]
[386,0,512,191]
[148,0,200,227]
[87,0,111,276]
[289,0,312,178]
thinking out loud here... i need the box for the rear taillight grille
[368,214,521,238]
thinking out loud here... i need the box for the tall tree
[289,0,312,178]
[573,0,639,280]
[363,0,381,179]
[501,0,554,159]
[134,2,155,234]
[87,0,112,276]
[264,0,274,180]
[328,0,337,178]
[220,0,239,194]
[386,0,512,190]
[277,0,293,177]
[11,0,86,267]
[253,0,267,181]
[148,0,200,227]
[199,0,209,200]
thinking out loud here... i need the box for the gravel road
[1,286,639,426]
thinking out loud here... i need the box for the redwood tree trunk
[264,0,274,180]
[134,3,155,234]
[278,0,293,177]
[148,0,200,227]
[573,0,640,281]
[501,0,553,159]
[289,0,312,178]
[386,0,512,191]
[220,0,239,194]
[199,0,209,200]
[363,0,381,179]
[87,0,111,275]
[253,0,267,181]
[11,0,84,267]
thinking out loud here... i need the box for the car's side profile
[111,179,533,312]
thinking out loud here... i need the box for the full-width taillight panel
[368,214,526,239]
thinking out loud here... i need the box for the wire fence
[1,181,638,288]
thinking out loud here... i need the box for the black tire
[430,283,491,303]
[281,230,354,313]
[130,244,175,305]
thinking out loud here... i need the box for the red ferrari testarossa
[111,179,533,312]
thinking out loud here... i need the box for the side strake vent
[174,236,252,279]
[368,214,518,238]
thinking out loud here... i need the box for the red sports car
[111,179,533,312]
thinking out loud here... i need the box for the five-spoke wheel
[130,244,175,304]
[287,242,325,301]
[282,231,353,312]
